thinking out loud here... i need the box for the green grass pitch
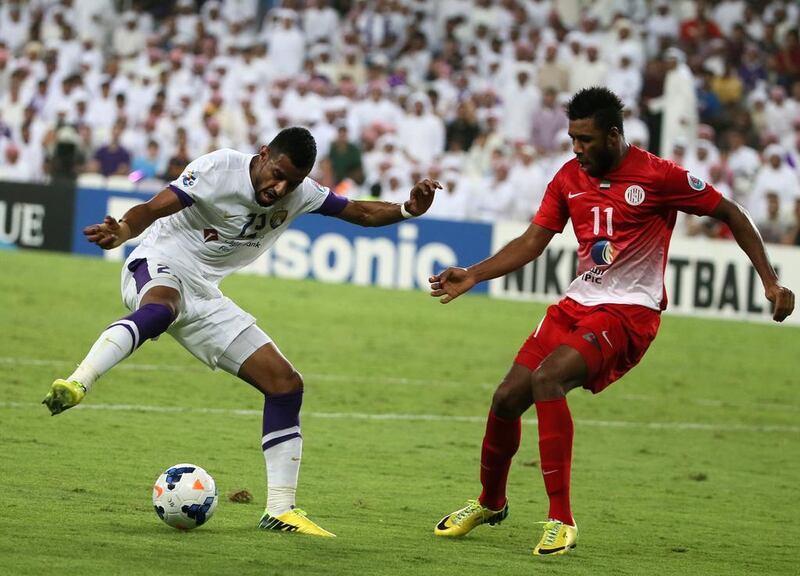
[0,249,798,576]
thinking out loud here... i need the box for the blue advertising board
[72,187,155,256]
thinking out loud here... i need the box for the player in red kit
[429,88,795,555]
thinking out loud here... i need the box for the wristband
[400,202,416,219]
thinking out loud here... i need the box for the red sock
[478,410,521,511]
[535,398,574,525]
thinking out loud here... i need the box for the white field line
[0,356,468,388]
[2,355,798,414]
[1,401,797,434]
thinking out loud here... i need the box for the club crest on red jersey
[624,185,645,206]
[687,173,706,191]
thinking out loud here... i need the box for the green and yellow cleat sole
[42,379,86,415]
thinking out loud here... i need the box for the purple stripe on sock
[262,431,302,451]
[262,390,302,436]
[108,322,137,355]
[128,258,152,293]
[168,184,195,207]
[124,303,173,346]
[310,191,348,215]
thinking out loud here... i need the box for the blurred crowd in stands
[0,0,799,244]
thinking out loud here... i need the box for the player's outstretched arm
[430,223,556,304]
[83,187,187,250]
[711,197,795,322]
[334,178,441,226]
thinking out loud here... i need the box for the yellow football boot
[258,508,336,537]
[434,499,509,537]
[42,379,86,415]
[533,519,578,555]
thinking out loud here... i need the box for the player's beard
[588,146,615,177]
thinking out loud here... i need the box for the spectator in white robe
[509,144,547,221]
[222,0,258,28]
[199,1,227,41]
[604,18,645,72]
[349,83,402,139]
[750,144,800,221]
[725,130,762,203]
[645,0,680,56]
[0,143,31,181]
[112,12,146,62]
[469,157,517,223]
[303,0,340,45]
[765,85,798,142]
[282,77,324,126]
[605,50,643,110]
[380,167,412,205]
[648,48,698,156]
[712,0,746,36]
[568,41,608,94]
[623,106,650,149]
[684,139,720,184]
[0,3,30,54]
[265,10,306,79]
[397,93,446,164]
[17,122,46,182]
[424,169,470,221]
[500,67,541,144]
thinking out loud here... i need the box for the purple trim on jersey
[311,191,349,215]
[128,258,151,293]
[107,322,137,355]
[262,432,302,451]
[262,390,302,434]
[168,184,195,207]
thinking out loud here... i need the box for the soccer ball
[152,463,218,530]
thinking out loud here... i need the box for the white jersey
[128,149,335,288]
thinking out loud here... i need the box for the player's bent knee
[530,368,567,401]
[140,287,181,318]
[258,369,303,396]
[491,385,527,419]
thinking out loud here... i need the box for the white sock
[68,322,139,392]
[264,436,302,516]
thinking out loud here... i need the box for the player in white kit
[43,127,441,536]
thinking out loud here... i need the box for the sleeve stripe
[311,191,349,215]
[168,184,195,207]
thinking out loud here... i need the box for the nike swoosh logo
[601,331,614,348]
[567,192,587,199]
[542,469,559,475]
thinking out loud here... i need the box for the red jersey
[533,145,723,311]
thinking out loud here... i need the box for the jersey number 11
[591,206,614,236]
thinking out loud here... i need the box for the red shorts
[515,297,661,394]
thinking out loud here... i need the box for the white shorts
[121,257,271,369]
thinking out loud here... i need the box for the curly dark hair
[268,126,317,171]
[567,87,625,135]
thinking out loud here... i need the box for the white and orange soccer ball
[152,463,218,530]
